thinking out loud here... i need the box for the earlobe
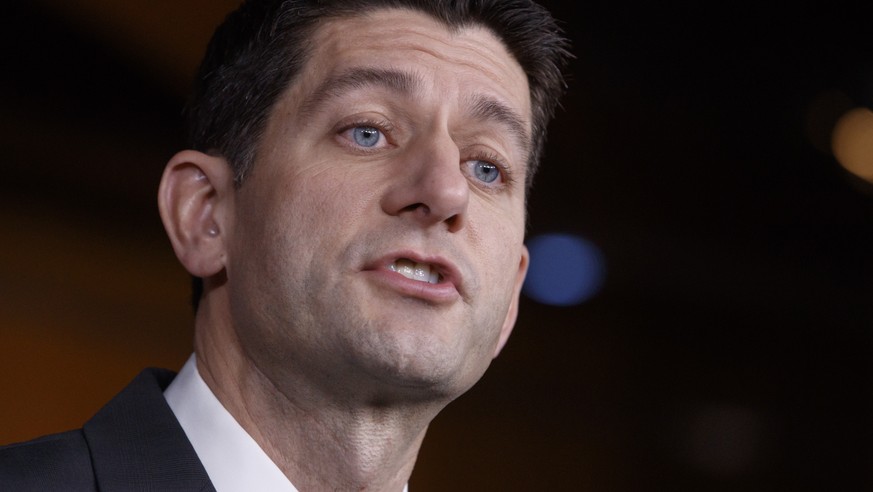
[493,245,529,358]
[158,150,234,278]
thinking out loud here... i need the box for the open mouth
[387,258,442,284]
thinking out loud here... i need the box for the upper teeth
[389,259,440,284]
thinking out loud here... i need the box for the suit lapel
[83,368,216,491]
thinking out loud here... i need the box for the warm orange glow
[30,0,241,94]
[832,107,873,183]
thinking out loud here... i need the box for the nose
[380,133,469,232]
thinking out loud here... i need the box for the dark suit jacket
[0,368,216,491]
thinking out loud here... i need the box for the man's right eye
[351,126,383,148]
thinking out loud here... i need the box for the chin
[335,304,498,402]
[357,345,492,406]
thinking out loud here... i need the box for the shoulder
[0,429,96,490]
[0,368,177,491]
[0,368,211,491]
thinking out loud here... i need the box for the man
[0,0,569,490]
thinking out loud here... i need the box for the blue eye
[352,126,381,147]
[472,161,501,183]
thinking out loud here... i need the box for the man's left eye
[471,161,501,184]
[351,126,382,147]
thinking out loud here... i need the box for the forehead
[292,8,531,127]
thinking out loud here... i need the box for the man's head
[159,1,569,407]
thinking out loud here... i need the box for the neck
[192,294,441,491]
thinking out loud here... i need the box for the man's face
[225,8,531,403]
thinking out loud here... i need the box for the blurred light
[804,90,854,154]
[523,233,606,306]
[832,107,873,183]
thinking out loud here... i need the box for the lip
[362,250,464,304]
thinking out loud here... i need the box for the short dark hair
[186,0,571,308]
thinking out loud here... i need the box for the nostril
[402,203,430,214]
[443,214,461,229]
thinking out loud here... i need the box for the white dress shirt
[164,354,299,492]
[164,354,410,492]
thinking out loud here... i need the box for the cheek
[290,171,380,236]
[249,169,381,271]
[471,202,525,265]
[469,215,525,302]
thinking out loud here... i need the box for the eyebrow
[300,67,422,117]
[299,66,531,155]
[466,93,531,156]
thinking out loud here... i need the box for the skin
[159,8,531,491]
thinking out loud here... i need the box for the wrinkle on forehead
[298,67,425,119]
[309,8,531,119]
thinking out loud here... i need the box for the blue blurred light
[523,233,606,306]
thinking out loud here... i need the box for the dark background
[2,1,871,490]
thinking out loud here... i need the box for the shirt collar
[164,354,299,492]
[164,354,410,492]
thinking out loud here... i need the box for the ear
[158,150,234,278]
[493,245,529,357]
